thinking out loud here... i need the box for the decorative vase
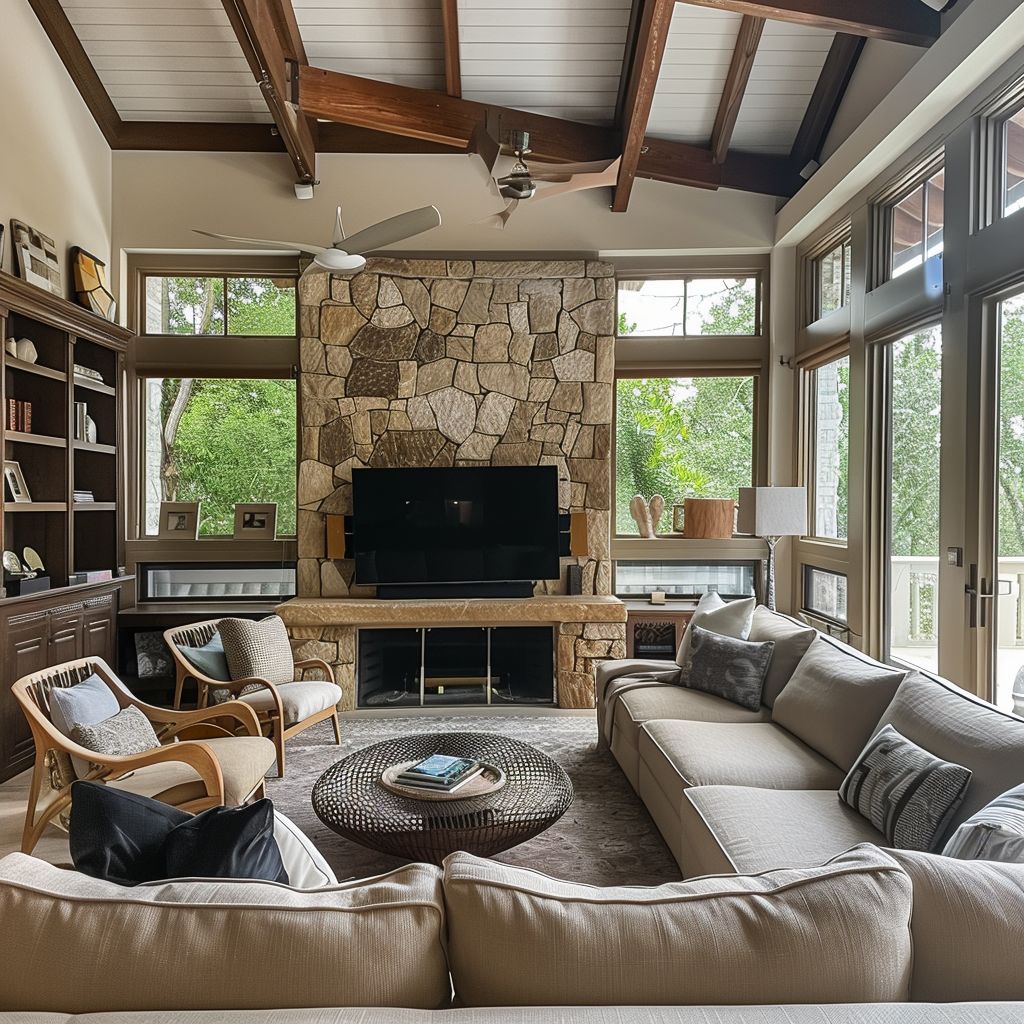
[629,494,654,538]
[14,338,37,363]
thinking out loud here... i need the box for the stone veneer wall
[290,257,623,708]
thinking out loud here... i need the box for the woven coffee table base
[311,731,574,865]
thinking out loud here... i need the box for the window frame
[977,75,1024,230]
[805,225,853,324]
[801,564,850,626]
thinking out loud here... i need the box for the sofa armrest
[595,658,680,704]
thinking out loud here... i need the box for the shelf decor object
[737,486,808,611]
[676,498,737,539]
[70,247,116,322]
[157,501,201,539]
[10,220,61,297]
[3,461,31,503]
[233,502,277,540]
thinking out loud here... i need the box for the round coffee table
[311,731,573,865]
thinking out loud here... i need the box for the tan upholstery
[595,658,678,703]
[746,607,817,707]
[443,846,913,1007]
[0,854,449,1014]
[771,636,907,770]
[105,735,275,807]
[874,672,1024,835]
[610,685,770,788]
[679,786,884,878]
[889,850,1024,1004]
[240,681,343,726]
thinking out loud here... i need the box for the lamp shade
[737,487,807,538]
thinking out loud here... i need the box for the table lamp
[737,487,807,611]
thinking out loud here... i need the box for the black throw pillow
[164,799,289,884]
[70,780,190,885]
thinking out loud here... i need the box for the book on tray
[397,754,484,792]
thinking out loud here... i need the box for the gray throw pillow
[71,706,160,764]
[685,625,775,712]
[839,724,972,852]
[219,616,294,685]
[942,783,1024,863]
[49,674,121,779]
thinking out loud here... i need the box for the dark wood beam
[26,0,122,146]
[711,15,765,164]
[440,0,462,98]
[680,1,939,46]
[297,65,618,162]
[790,33,864,171]
[614,0,646,127]
[222,0,318,182]
[613,0,676,212]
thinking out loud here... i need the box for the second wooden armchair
[165,618,342,776]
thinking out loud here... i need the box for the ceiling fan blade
[529,159,622,202]
[529,156,620,179]
[341,205,442,255]
[466,122,501,174]
[193,229,327,256]
[332,206,346,246]
[480,199,518,230]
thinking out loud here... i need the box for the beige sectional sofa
[597,606,1024,877]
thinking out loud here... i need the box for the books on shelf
[6,398,32,432]
[73,364,104,384]
[73,490,95,503]
[396,754,484,793]
[74,402,88,440]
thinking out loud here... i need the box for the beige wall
[1,0,112,280]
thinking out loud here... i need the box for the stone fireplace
[286,257,625,709]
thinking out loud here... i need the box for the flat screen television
[351,465,560,596]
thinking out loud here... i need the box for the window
[803,566,849,623]
[617,277,759,337]
[815,238,852,318]
[143,275,296,336]
[616,561,757,598]
[889,168,945,279]
[807,355,850,540]
[885,325,942,671]
[615,374,755,535]
[1003,104,1024,217]
[139,563,296,600]
[142,377,297,537]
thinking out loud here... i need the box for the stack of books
[73,489,95,503]
[397,754,484,793]
[6,399,32,432]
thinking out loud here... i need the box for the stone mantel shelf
[276,595,626,628]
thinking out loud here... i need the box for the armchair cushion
[219,616,294,685]
[71,706,160,766]
[239,680,342,725]
[48,673,120,778]
[176,633,230,682]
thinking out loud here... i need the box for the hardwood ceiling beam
[441,0,462,98]
[790,33,864,172]
[679,1,939,47]
[222,0,318,183]
[26,0,123,146]
[711,15,765,165]
[297,65,619,162]
[613,0,676,212]
[614,0,646,126]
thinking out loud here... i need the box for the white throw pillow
[272,811,338,888]
[943,783,1024,863]
[675,592,756,677]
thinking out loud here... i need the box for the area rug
[265,715,681,886]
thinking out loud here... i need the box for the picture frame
[158,501,201,539]
[10,220,61,296]
[3,461,31,503]
[233,502,277,540]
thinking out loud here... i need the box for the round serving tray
[379,760,507,801]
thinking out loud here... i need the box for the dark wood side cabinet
[0,581,124,781]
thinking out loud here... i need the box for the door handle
[965,564,997,628]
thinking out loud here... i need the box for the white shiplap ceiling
[60,0,271,122]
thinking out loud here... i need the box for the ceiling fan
[194,204,442,277]
[468,126,620,228]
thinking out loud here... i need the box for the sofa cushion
[239,680,342,725]
[943,783,1024,863]
[686,625,774,711]
[873,671,1024,839]
[640,720,845,798]
[599,670,683,746]
[889,849,1024,1003]
[0,853,448,1014]
[839,724,972,852]
[220,615,295,685]
[771,636,906,770]
[675,592,755,673]
[679,786,886,877]
[746,606,818,706]
[443,846,913,1007]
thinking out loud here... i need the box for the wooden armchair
[165,618,342,777]
[12,656,276,854]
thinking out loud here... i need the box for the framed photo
[158,501,200,539]
[233,502,277,540]
[10,220,61,296]
[3,461,31,503]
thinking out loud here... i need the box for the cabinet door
[82,599,115,664]
[48,606,84,664]
[1,615,49,779]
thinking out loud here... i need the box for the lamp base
[764,536,780,611]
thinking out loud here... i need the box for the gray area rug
[265,715,680,886]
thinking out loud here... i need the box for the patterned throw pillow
[839,724,972,851]
[219,616,295,685]
[675,592,756,678]
[71,706,160,762]
[686,625,775,711]
[942,783,1024,863]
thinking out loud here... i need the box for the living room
[1,1,1023,1021]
